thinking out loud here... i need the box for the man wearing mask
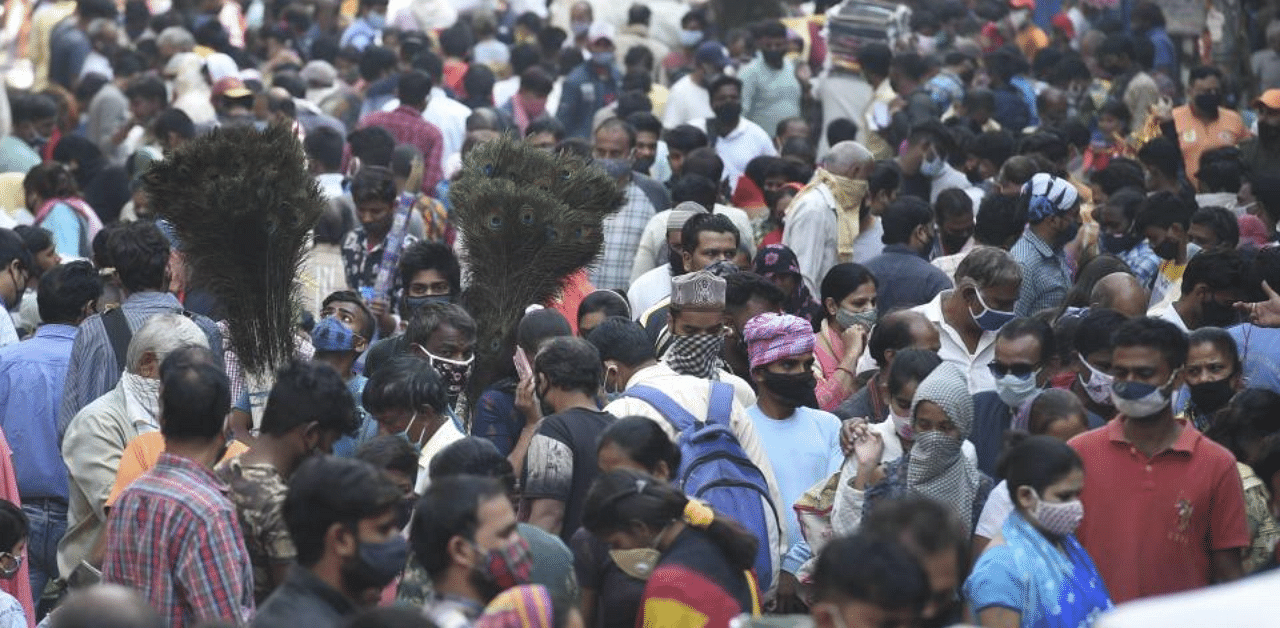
[663,41,726,130]
[738,21,803,140]
[1010,173,1081,317]
[362,242,462,377]
[1241,89,1280,176]
[1154,249,1247,332]
[339,0,387,51]
[7,94,58,168]
[1171,66,1250,190]
[663,268,756,407]
[412,475,532,627]
[556,23,622,139]
[692,75,778,193]
[309,292,378,457]
[1097,187,1161,288]
[218,361,360,604]
[402,302,474,427]
[742,313,843,613]
[896,122,973,204]
[589,118,661,291]
[1137,192,1200,312]
[365,356,465,495]
[971,318,1054,476]
[254,456,405,628]
[1069,317,1247,603]
[864,197,954,315]
[783,141,875,295]
[1068,308,1127,428]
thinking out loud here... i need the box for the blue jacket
[555,61,621,139]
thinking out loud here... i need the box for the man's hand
[368,299,396,335]
[514,375,542,424]
[1237,280,1280,328]
[773,570,809,614]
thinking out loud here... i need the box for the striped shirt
[103,453,255,628]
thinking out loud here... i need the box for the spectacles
[988,361,1037,379]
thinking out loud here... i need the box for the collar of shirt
[155,452,230,490]
[882,243,926,259]
[919,289,999,352]
[281,564,359,617]
[33,323,78,341]
[1106,416,1198,455]
[625,362,681,389]
[123,291,184,310]
[1023,228,1059,259]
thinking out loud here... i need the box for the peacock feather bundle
[451,136,624,402]
[143,124,323,377]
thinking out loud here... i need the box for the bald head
[1089,272,1148,319]
[822,141,874,180]
[870,309,942,368]
[51,584,163,628]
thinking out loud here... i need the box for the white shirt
[0,308,17,348]
[817,71,874,155]
[662,75,713,129]
[912,290,999,394]
[314,172,346,201]
[630,204,756,284]
[628,264,672,320]
[1154,301,1190,333]
[1095,569,1280,628]
[782,183,839,295]
[413,417,466,494]
[690,117,778,192]
[80,51,112,79]
[493,75,520,110]
[974,478,1015,540]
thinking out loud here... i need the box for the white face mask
[1078,353,1114,406]
[995,370,1041,408]
[890,405,913,441]
[1111,372,1178,419]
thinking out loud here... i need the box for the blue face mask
[969,287,1016,332]
[311,316,361,352]
[591,51,615,67]
[365,10,386,30]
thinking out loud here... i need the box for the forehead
[711,84,740,99]
[1112,344,1166,367]
[411,269,448,285]
[995,333,1042,361]
[1187,341,1229,363]
[1191,76,1221,91]
[429,323,471,345]
[695,231,737,249]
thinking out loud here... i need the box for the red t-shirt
[1069,417,1249,603]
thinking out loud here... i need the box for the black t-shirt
[570,527,644,628]
[522,407,616,542]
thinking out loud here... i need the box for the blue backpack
[624,382,781,592]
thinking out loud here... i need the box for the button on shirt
[0,324,77,501]
[912,291,999,394]
[1010,229,1071,317]
[103,453,255,628]
[1068,418,1248,603]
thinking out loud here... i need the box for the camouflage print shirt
[214,455,294,604]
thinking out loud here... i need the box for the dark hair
[706,74,742,101]
[322,290,376,339]
[812,533,929,611]
[355,434,420,481]
[158,346,230,441]
[1188,326,1241,375]
[626,112,663,139]
[997,317,1054,364]
[725,271,785,313]
[680,212,739,252]
[1197,147,1241,193]
[971,130,1015,167]
[867,161,900,198]
[350,166,398,205]
[152,107,195,141]
[124,75,166,103]
[973,193,1025,247]
[439,21,474,58]
[1181,248,1245,297]
[399,241,461,298]
[1135,191,1194,232]
[860,496,970,576]
[411,475,507,577]
[412,48,444,82]
[0,499,25,553]
[514,66,553,99]
[23,162,78,201]
[867,312,921,369]
[998,436,1084,503]
[820,263,877,313]
[583,468,757,570]
[886,349,942,397]
[37,260,101,324]
[14,225,52,258]
[891,52,929,82]
[683,148,724,183]
[578,291,630,327]
[1252,174,1280,227]
[514,309,573,361]
[1137,137,1182,180]
[826,118,859,147]
[664,125,709,153]
[363,355,448,416]
[670,174,718,210]
[1093,159,1146,196]
[962,88,996,114]
[586,317,655,367]
[304,126,345,171]
[1098,33,1134,60]
[396,70,433,106]
[428,437,516,494]
[1104,187,1146,227]
[404,302,476,347]
[616,89,652,119]
[286,456,401,567]
[1206,389,1280,462]
[1064,255,1133,308]
[526,116,566,141]
[1028,388,1087,435]
[347,126,396,167]
[1190,207,1240,250]
[104,221,168,292]
[358,46,398,82]
[597,416,682,475]
[627,3,651,25]
[462,65,496,107]
[1111,316,1189,369]
[857,43,892,79]
[1075,308,1128,357]
[510,43,541,76]
[881,196,934,246]
[755,20,787,40]
[1098,100,1131,132]
[1188,65,1223,84]
[272,71,306,99]
[534,336,601,396]
[260,360,359,437]
[935,188,974,224]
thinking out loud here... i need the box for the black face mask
[713,102,742,126]
[1101,231,1143,255]
[403,294,452,315]
[762,49,786,66]
[941,231,971,255]
[1152,238,1179,261]
[1194,93,1221,117]
[1188,378,1235,415]
[632,156,654,173]
[1261,122,1280,146]
[667,245,685,274]
[1202,296,1240,328]
[761,371,818,409]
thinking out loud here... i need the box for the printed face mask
[1077,354,1114,406]
[836,307,876,331]
[1028,489,1084,537]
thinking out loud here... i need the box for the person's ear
[448,534,475,569]
[353,332,369,353]
[824,296,839,317]
[1015,484,1038,511]
[329,521,356,559]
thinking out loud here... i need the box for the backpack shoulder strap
[624,384,699,433]
[102,307,131,374]
[705,381,735,427]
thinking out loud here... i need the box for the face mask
[713,102,742,125]
[679,29,703,47]
[969,288,1016,332]
[1078,355,1115,405]
[762,49,786,66]
[1111,372,1177,419]
[995,370,1041,408]
[891,406,914,441]
[666,332,725,380]
[591,51,615,67]
[311,316,360,352]
[418,344,473,400]
[365,10,385,30]
[1101,231,1143,255]
[403,293,452,314]
[398,411,429,450]
[835,307,876,331]
[761,371,818,409]
[1152,238,1179,261]
[610,548,660,580]
[474,536,533,594]
[920,154,945,178]
[596,157,633,180]
[571,21,590,38]
[1028,489,1085,537]
[342,533,409,591]
[1193,92,1221,115]
[941,231,971,254]
[1260,122,1280,145]
[0,553,21,580]
[1189,377,1235,415]
[632,156,654,174]
[1056,217,1081,247]
[396,497,416,530]
[1202,296,1240,328]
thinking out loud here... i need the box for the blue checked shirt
[1010,230,1072,317]
[1116,240,1161,290]
[590,181,657,291]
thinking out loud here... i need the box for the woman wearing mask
[23,162,103,258]
[965,436,1113,627]
[753,244,822,326]
[1174,327,1243,432]
[573,417,681,628]
[1204,388,1280,573]
[583,468,761,627]
[813,263,878,411]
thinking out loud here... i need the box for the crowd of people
[2,0,1280,626]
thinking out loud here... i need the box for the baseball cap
[587,21,615,45]
[694,41,730,69]
[212,77,253,99]
[1255,89,1280,110]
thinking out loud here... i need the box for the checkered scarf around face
[666,332,726,380]
[907,363,981,531]
[1022,172,1079,222]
